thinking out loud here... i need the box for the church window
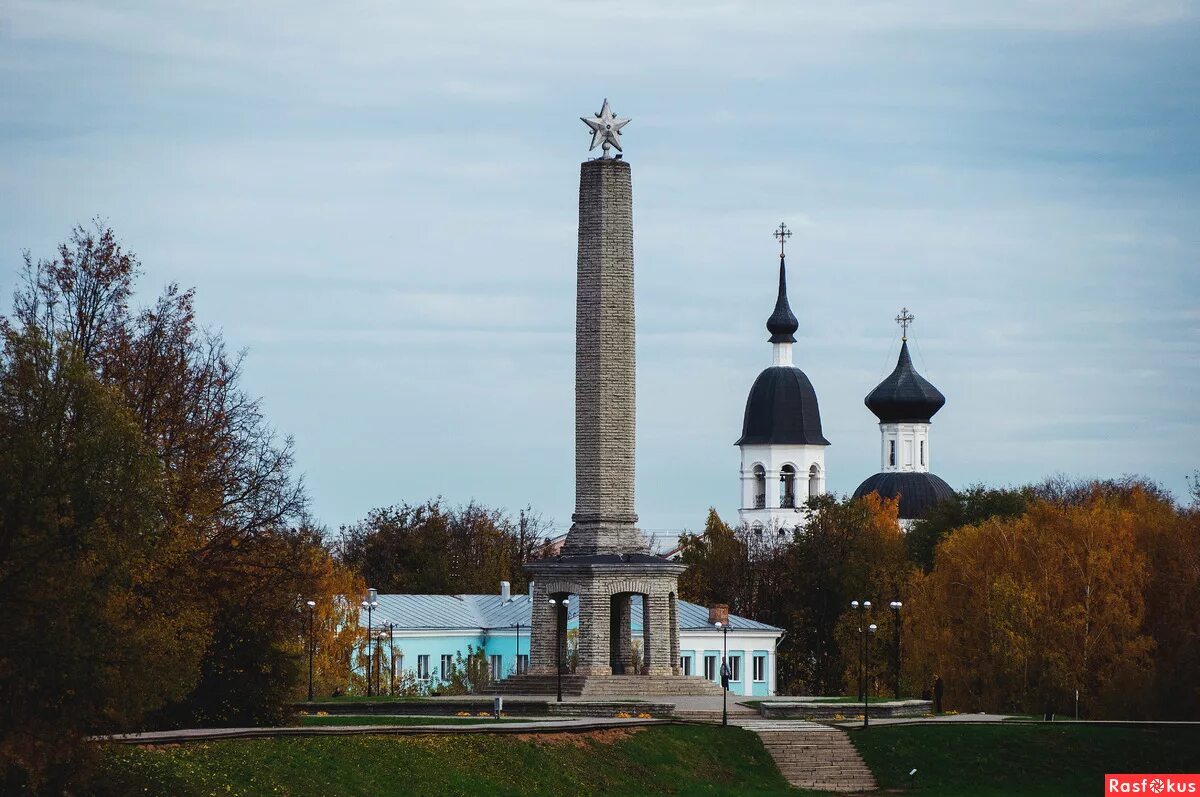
[920,440,925,466]
[889,440,896,467]
[752,464,766,509]
[752,522,763,537]
[808,463,820,499]
[780,465,796,508]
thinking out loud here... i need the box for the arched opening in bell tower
[780,464,797,508]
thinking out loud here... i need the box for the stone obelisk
[564,154,648,556]
[517,101,722,695]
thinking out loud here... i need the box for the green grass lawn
[852,723,1200,796]
[296,715,543,726]
[96,725,812,796]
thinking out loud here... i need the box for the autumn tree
[0,326,203,791]
[906,484,1032,571]
[1,223,349,784]
[782,493,910,695]
[336,500,548,594]
[677,509,750,612]
[903,491,1157,717]
[677,496,910,696]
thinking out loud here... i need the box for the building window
[516,654,529,675]
[728,655,741,682]
[753,655,766,682]
[704,654,717,681]
[440,654,453,681]
[417,654,430,680]
[753,464,766,509]
[489,655,503,681]
[680,655,692,676]
[808,463,820,499]
[920,440,925,466]
[752,522,763,537]
[780,465,796,508]
[889,440,896,467]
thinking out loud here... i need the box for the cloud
[2,0,1198,530]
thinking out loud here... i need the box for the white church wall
[879,422,931,473]
[738,442,826,534]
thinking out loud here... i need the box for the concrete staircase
[734,719,877,794]
[489,673,725,698]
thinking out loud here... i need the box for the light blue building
[359,582,783,697]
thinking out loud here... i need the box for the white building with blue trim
[362,582,783,697]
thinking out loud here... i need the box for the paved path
[93,717,669,745]
[732,718,877,794]
[834,714,1200,728]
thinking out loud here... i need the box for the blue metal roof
[364,593,781,634]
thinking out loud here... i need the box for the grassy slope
[852,723,1200,797]
[97,725,809,797]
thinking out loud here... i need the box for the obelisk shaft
[564,158,647,556]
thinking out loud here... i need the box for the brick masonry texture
[525,560,688,679]
[566,158,647,556]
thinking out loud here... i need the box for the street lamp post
[889,601,903,699]
[305,599,316,702]
[361,588,378,697]
[864,623,877,728]
[850,600,872,702]
[549,597,568,703]
[715,620,730,727]
[514,622,524,676]
[382,622,395,696]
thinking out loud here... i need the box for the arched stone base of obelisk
[491,555,723,697]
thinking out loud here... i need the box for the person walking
[933,675,944,714]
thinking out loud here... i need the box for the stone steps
[490,674,725,698]
[731,719,878,793]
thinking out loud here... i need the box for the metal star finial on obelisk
[581,98,630,159]
[896,307,915,340]
[773,222,792,259]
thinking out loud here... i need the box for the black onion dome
[766,256,798,343]
[853,472,956,520]
[864,340,945,423]
[736,366,831,446]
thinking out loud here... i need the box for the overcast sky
[3,1,1198,536]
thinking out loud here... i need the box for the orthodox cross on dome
[773,222,792,259]
[896,307,915,340]
[581,98,630,158]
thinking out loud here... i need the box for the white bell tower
[736,224,830,538]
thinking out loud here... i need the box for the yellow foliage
[903,493,1158,717]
